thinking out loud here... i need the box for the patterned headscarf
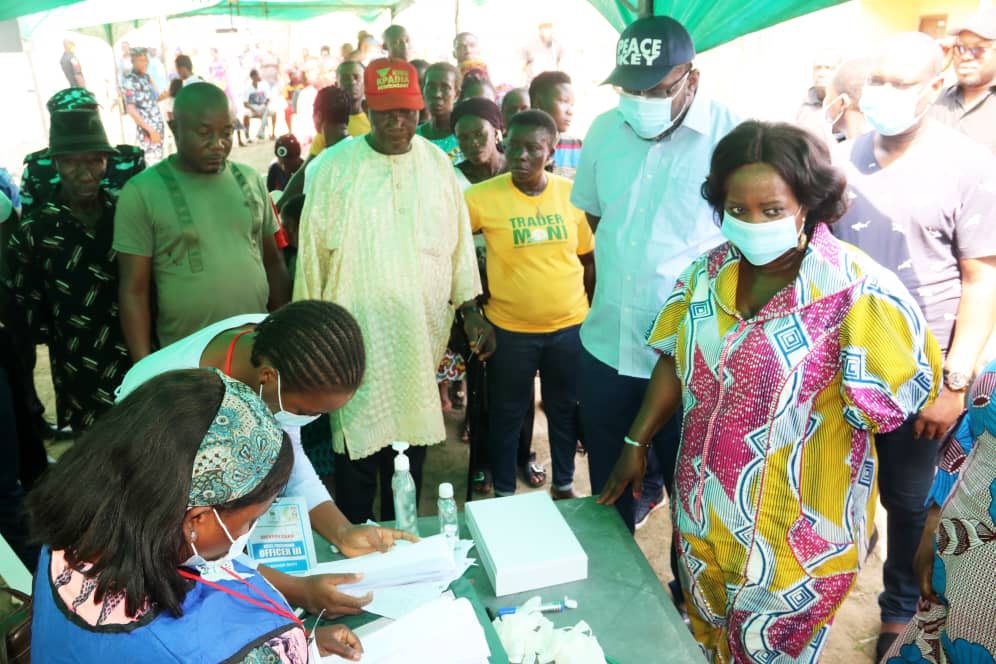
[188,369,284,508]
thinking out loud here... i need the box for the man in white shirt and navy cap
[574,15,740,600]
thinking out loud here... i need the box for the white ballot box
[466,491,587,597]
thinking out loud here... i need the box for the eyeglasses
[617,67,693,99]
[954,42,995,60]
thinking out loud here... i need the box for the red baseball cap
[365,58,424,112]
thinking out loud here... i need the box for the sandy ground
[29,138,886,662]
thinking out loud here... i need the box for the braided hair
[251,300,365,393]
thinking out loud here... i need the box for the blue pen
[496,596,578,617]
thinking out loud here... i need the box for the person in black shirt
[59,39,85,88]
[267,134,303,192]
[2,109,132,432]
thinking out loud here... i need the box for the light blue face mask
[858,83,929,137]
[615,72,689,140]
[721,210,804,266]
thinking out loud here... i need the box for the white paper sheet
[307,535,476,594]
[321,595,490,664]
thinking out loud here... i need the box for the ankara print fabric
[121,71,164,165]
[646,224,941,663]
[885,364,996,664]
[2,189,131,430]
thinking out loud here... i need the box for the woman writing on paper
[115,300,417,617]
[598,121,941,662]
[29,369,362,661]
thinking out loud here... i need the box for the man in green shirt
[115,82,290,359]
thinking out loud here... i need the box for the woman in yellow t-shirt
[464,109,594,499]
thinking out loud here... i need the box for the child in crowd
[529,71,580,178]
[500,87,530,130]
[277,193,303,282]
[267,134,303,192]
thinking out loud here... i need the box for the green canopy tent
[4,0,850,52]
[172,0,411,23]
[588,0,848,51]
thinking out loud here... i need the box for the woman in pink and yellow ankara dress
[599,121,942,663]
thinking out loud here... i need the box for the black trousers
[333,444,428,524]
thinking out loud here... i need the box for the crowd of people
[1,6,996,664]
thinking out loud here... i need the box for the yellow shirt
[465,173,593,333]
[310,114,370,156]
[347,112,370,137]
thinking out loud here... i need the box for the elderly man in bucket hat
[577,13,740,587]
[2,109,132,432]
[295,58,491,524]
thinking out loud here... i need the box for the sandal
[471,469,493,494]
[520,462,547,488]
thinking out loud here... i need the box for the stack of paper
[322,595,490,664]
[306,535,476,619]
[466,492,587,597]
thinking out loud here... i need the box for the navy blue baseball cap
[603,16,696,91]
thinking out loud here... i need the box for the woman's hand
[334,524,418,558]
[914,389,965,440]
[913,505,943,604]
[314,624,363,660]
[596,445,648,506]
[301,573,372,616]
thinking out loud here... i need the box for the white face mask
[858,83,929,137]
[182,508,256,580]
[721,210,804,266]
[616,72,690,140]
[260,370,320,428]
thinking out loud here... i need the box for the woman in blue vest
[28,368,362,662]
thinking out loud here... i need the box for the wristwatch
[943,369,970,392]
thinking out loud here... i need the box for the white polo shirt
[571,90,740,379]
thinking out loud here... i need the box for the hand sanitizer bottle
[437,482,459,548]
[391,442,419,536]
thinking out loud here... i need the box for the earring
[797,230,809,252]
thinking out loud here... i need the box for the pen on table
[496,597,578,617]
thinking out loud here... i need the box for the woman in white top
[116,300,416,616]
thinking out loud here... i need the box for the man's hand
[334,524,418,558]
[914,389,965,440]
[149,129,163,145]
[314,624,363,660]
[596,445,648,506]
[913,506,942,604]
[462,308,496,360]
[300,573,372,616]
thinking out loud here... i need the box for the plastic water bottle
[391,442,419,537]
[437,482,459,548]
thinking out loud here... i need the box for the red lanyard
[178,567,306,633]
[223,327,257,376]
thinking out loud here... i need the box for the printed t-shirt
[833,124,996,352]
[113,157,278,346]
[465,172,593,333]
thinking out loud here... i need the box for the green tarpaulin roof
[1,0,849,52]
